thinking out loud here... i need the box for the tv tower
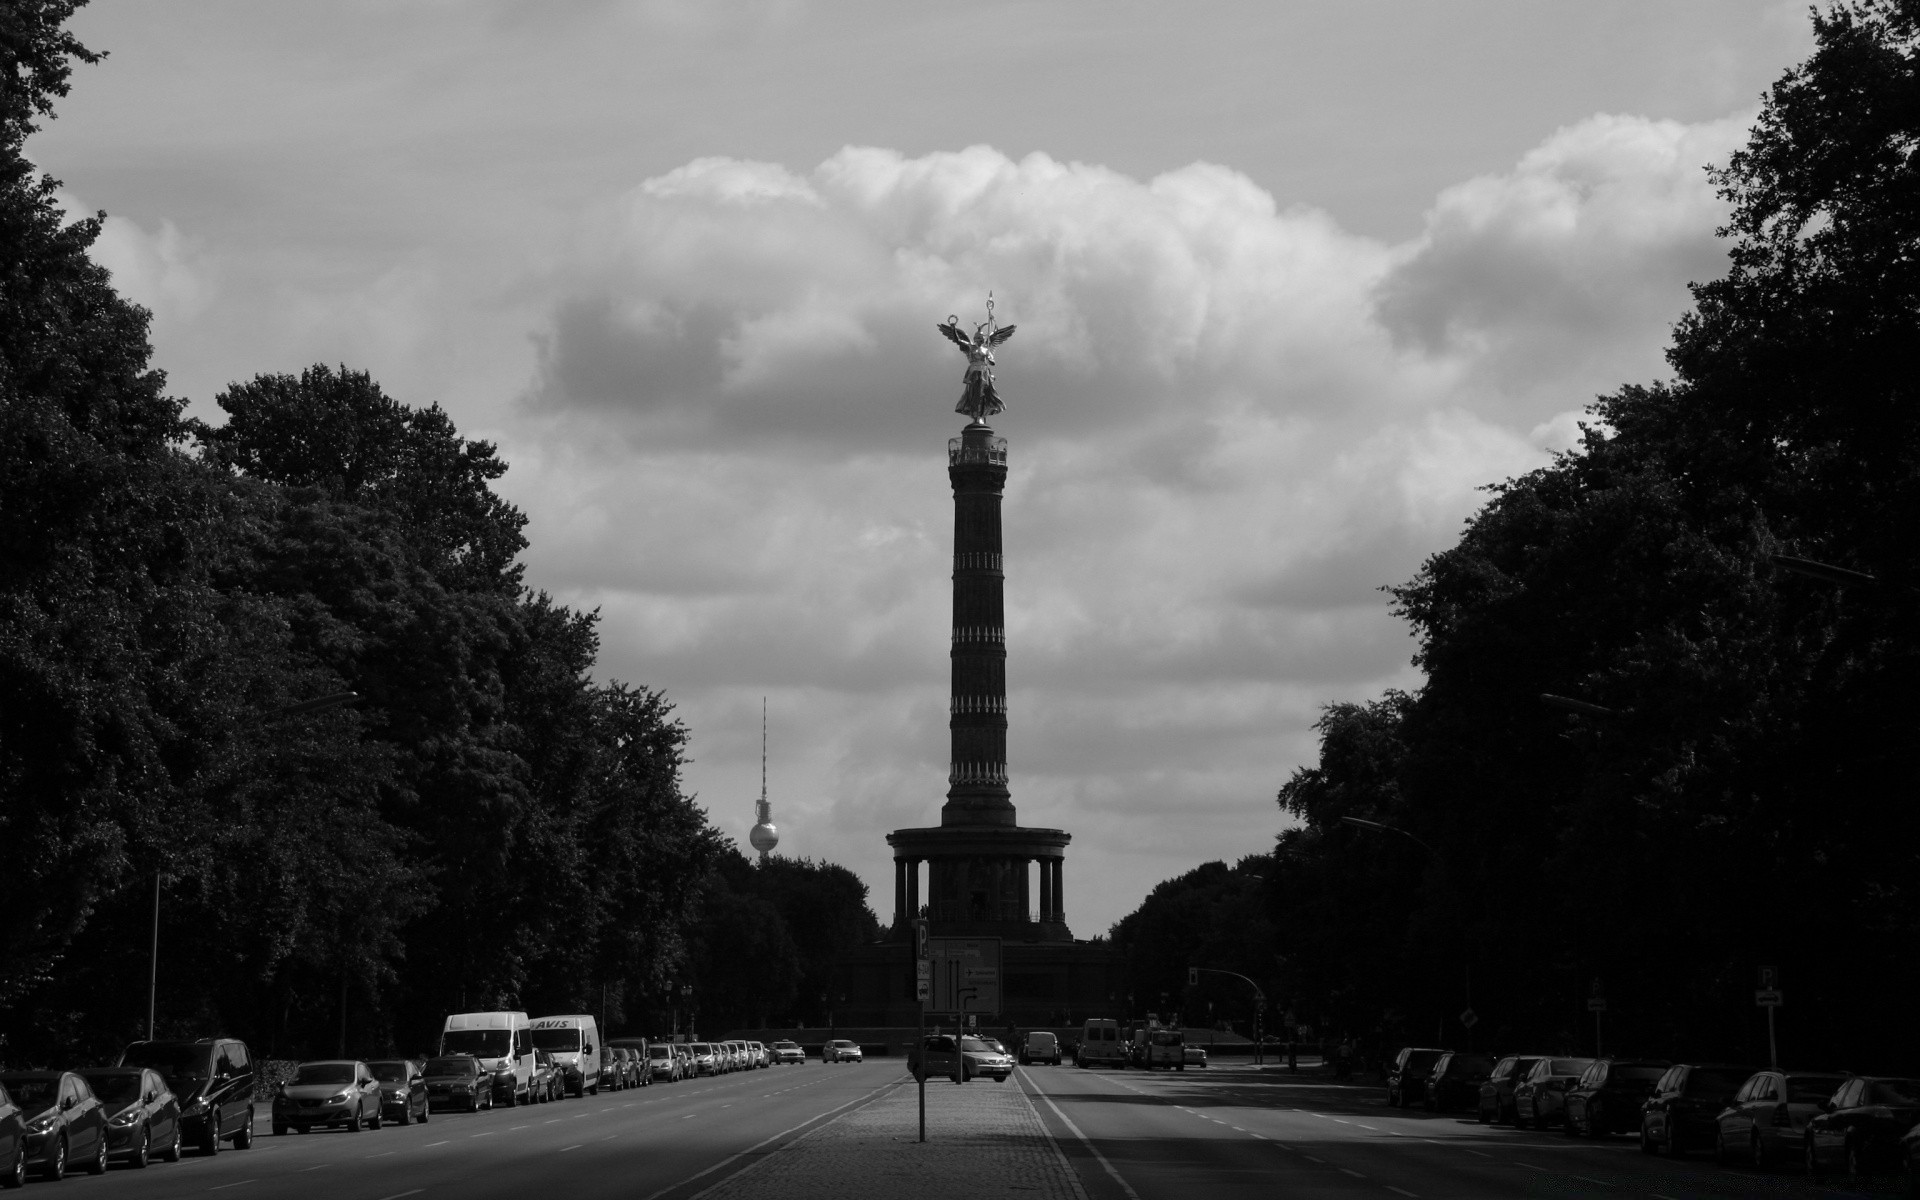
[748,698,778,863]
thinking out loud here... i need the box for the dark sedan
[77,1067,181,1167]
[1563,1058,1669,1137]
[1425,1051,1495,1112]
[1804,1075,1920,1177]
[367,1060,429,1126]
[423,1056,491,1112]
[1478,1055,1542,1124]
[1514,1056,1595,1129]
[1639,1063,1754,1156]
[1386,1047,1447,1108]
[0,1080,26,1188]
[0,1071,108,1180]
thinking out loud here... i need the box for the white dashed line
[208,1181,256,1191]
[425,1140,448,1147]
[1340,1168,1366,1178]
[1386,1188,1420,1198]
[300,1164,330,1171]
[560,1144,581,1152]
[374,1191,421,1200]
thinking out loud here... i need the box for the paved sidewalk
[698,1073,1087,1200]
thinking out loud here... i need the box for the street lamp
[1337,815,1437,856]
[146,690,358,1041]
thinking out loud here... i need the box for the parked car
[1477,1055,1542,1124]
[1638,1063,1754,1156]
[914,1034,1013,1083]
[1563,1058,1670,1137]
[1804,1075,1920,1176]
[611,1047,637,1088]
[689,1043,718,1077]
[1019,1032,1061,1065]
[1184,1046,1209,1068]
[1513,1057,1595,1129]
[1,1071,108,1179]
[367,1060,428,1126]
[644,1044,676,1083]
[824,1039,864,1064]
[118,1037,256,1154]
[1386,1047,1447,1108]
[1713,1068,1848,1168]
[1425,1051,1496,1112]
[77,1067,182,1167]
[532,1049,561,1102]
[0,1080,25,1189]
[771,1040,805,1066]
[271,1060,383,1134]
[423,1055,491,1112]
[1900,1121,1920,1194]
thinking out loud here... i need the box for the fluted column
[1052,856,1065,923]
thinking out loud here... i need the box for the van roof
[444,1012,527,1029]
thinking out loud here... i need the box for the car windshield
[832,1040,854,1048]
[960,1037,993,1052]
[120,1043,210,1079]
[424,1058,476,1077]
[1870,1081,1920,1106]
[1029,1034,1055,1046]
[1550,1059,1593,1076]
[295,1064,356,1085]
[441,1029,510,1057]
[648,1046,669,1058]
[1612,1066,1666,1084]
[690,1044,711,1054]
[774,1041,797,1049]
[82,1073,143,1105]
[1152,1032,1183,1046]
[531,1029,580,1052]
[368,1062,411,1083]
[0,1078,58,1112]
[1405,1050,1442,1070]
[1787,1075,1847,1103]
[1686,1069,1751,1094]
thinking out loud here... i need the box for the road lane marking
[561,1144,581,1152]
[1571,1177,1608,1186]
[511,1124,529,1129]
[637,1077,899,1200]
[208,1181,256,1191]
[1019,1069,1140,1200]
[425,1140,448,1147]
[375,1191,421,1200]
[1340,1168,1366,1178]
[300,1164,330,1171]
[1354,1122,1377,1130]
[469,1131,495,1137]
[365,1150,394,1158]
[1387,1188,1420,1198]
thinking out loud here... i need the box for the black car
[1563,1058,1670,1137]
[1425,1051,1495,1112]
[0,1071,108,1180]
[1478,1055,1542,1124]
[1638,1063,1754,1156]
[1804,1075,1920,1176]
[1386,1047,1447,1108]
[77,1067,182,1167]
[367,1060,429,1126]
[423,1055,491,1112]
[118,1037,256,1154]
[0,1080,23,1189]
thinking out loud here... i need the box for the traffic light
[1187,967,1198,987]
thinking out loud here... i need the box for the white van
[529,1015,602,1096]
[1077,1018,1126,1069]
[440,1011,533,1104]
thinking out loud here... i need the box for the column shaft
[1053,857,1065,922]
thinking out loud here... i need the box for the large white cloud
[504,114,1748,933]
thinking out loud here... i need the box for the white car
[823,1039,863,1064]
[770,1041,805,1065]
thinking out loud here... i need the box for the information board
[925,937,1001,1016]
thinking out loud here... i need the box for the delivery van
[1077,1018,1126,1069]
[529,1015,603,1096]
[440,1011,533,1104]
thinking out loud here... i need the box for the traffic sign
[1587,997,1607,1012]
[1755,989,1784,1008]
[916,959,931,980]
[1188,967,1198,987]
[916,979,930,1002]
[1758,966,1778,990]
[1459,1007,1478,1029]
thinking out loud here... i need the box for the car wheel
[1667,1122,1685,1157]
[202,1116,220,1156]
[1563,1108,1582,1138]
[1806,1135,1823,1177]
[2,1143,24,1189]
[163,1130,182,1163]
[86,1133,108,1176]
[131,1124,151,1168]
[368,1106,381,1130]
[234,1110,253,1149]
[1639,1124,1655,1154]
[1712,1128,1728,1165]
[1479,1104,1493,1126]
[418,1099,429,1124]
[396,1103,410,1126]
[1586,1102,1604,1138]
[42,1135,65,1181]
[1751,1130,1768,1169]
[348,1107,363,1133]
[1847,1136,1867,1177]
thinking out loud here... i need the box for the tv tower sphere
[750,698,779,861]
[749,818,779,855]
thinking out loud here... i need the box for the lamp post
[146,690,358,1042]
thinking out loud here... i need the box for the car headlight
[109,1109,144,1127]
[26,1114,56,1133]
[326,1093,350,1104]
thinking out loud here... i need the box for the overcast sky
[40,1,1815,935]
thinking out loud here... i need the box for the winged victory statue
[938,296,1016,422]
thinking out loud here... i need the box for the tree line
[0,2,876,1066]
[1267,1,1920,1069]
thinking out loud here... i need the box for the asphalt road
[1021,1064,1910,1200]
[44,1064,891,1200]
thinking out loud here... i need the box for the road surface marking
[374,1191,421,1200]
[1387,1188,1420,1198]
[545,1119,561,1124]
[511,1124,529,1129]
[208,1181,256,1191]
[425,1140,448,1147]
[365,1150,394,1158]
[300,1164,330,1171]
[561,1144,581,1152]
[637,1077,898,1200]
[1354,1123,1377,1130]
[1340,1168,1366,1178]
[1572,1177,1608,1186]
[1303,1155,1325,1164]
[469,1131,495,1137]
[1464,1149,1490,1157]
[1021,1069,1142,1200]
[1249,1133,1267,1140]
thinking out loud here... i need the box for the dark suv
[117,1038,255,1154]
[1386,1047,1447,1108]
[1425,1051,1496,1112]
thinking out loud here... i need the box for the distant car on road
[771,1040,805,1066]
[77,1067,182,1167]
[1563,1058,1669,1137]
[1019,1032,1061,1066]
[423,1055,490,1112]
[1183,1046,1209,1068]
[1803,1075,1920,1176]
[1639,1063,1753,1156]
[1477,1055,1542,1124]
[1713,1068,1848,1168]
[1385,1047,1446,1108]
[1077,1019,1127,1069]
[2,1071,108,1179]
[271,1060,383,1134]
[366,1060,428,1126]
[689,1043,718,1077]
[914,1035,1013,1083]
[646,1044,679,1082]
[823,1039,863,1063]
